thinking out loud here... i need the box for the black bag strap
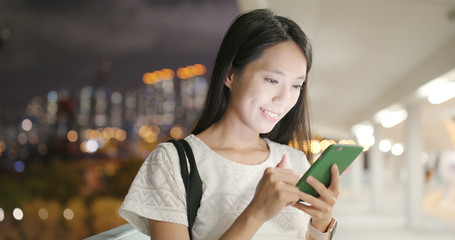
[168,139,202,240]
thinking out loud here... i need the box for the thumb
[277,154,301,178]
[276,154,289,168]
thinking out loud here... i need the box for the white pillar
[350,152,365,201]
[236,0,270,12]
[405,103,424,229]
[370,125,384,212]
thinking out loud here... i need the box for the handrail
[84,223,148,240]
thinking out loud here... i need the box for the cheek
[241,83,267,102]
[242,91,264,110]
[253,87,274,105]
[231,85,262,111]
[288,92,302,109]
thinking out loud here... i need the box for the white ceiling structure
[237,0,455,151]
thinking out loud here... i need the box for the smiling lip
[260,107,281,122]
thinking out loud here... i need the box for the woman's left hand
[292,164,340,231]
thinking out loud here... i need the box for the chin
[256,125,277,135]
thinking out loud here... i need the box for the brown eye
[265,78,278,84]
[292,84,303,90]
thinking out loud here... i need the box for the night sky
[0,0,238,116]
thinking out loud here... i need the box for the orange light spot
[114,129,127,141]
[162,69,175,80]
[151,71,161,83]
[67,130,78,142]
[138,125,149,137]
[156,70,166,81]
[103,127,115,138]
[177,67,186,79]
[193,64,206,76]
[80,141,88,153]
[183,67,193,79]
[188,66,197,78]
[151,125,161,135]
[89,129,98,139]
[143,131,157,143]
[339,140,349,144]
[143,72,157,84]
[170,125,183,139]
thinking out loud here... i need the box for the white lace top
[119,134,311,239]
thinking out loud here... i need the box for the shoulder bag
[167,139,202,240]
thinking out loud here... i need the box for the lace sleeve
[119,143,188,236]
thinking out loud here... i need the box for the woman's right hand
[219,154,301,239]
[246,154,301,223]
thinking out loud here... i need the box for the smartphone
[296,144,363,198]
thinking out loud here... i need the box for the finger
[293,191,332,218]
[263,168,299,186]
[276,154,289,168]
[275,154,301,178]
[296,190,329,211]
[271,183,300,205]
[271,167,296,175]
[306,176,336,205]
[292,201,317,215]
[272,167,300,178]
[293,202,327,219]
[328,164,341,197]
[292,194,323,217]
[265,167,298,180]
[276,170,300,185]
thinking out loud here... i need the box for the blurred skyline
[0,1,240,238]
[0,0,238,113]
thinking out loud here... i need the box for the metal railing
[85,224,148,240]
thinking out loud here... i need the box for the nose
[272,85,290,106]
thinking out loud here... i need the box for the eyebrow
[264,69,306,81]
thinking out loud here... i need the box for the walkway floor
[333,187,455,240]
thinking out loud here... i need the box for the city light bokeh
[0,62,209,239]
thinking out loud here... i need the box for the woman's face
[225,40,308,134]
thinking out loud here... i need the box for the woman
[119,9,340,240]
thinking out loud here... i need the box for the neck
[196,112,264,151]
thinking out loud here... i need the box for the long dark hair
[191,9,313,160]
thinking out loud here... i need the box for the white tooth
[263,109,278,118]
[268,112,277,118]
